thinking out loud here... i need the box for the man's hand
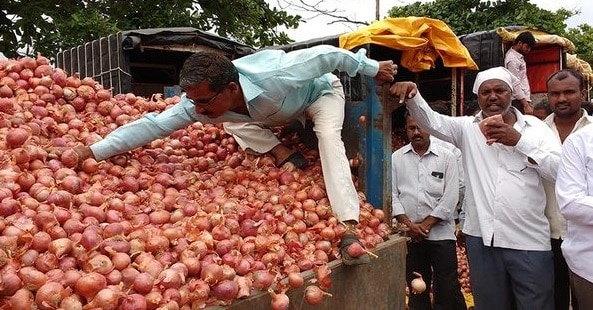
[47,146,95,162]
[483,121,521,146]
[407,222,429,243]
[375,60,398,85]
[389,82,418,104]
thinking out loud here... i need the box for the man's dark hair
[532,99,552,114]
[514,31,536,48]
[179,51,239,92]
[546,69,587,91]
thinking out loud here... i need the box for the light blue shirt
[90,45,380,160]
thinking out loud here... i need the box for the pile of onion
[0,54,391,309]
[457,242,472,294]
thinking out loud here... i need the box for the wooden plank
[206,235,407,310]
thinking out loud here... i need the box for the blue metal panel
[342,75,392,211]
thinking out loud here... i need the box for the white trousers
[223,77,359,222]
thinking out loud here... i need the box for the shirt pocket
[426,172,445,198]
[505,153,528,173]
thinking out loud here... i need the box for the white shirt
[543,110,593,239]
[406,93,561,251]
[556,123,593,282]
[391,140,459,241]
[432,137,465,219]
[505,48,531,101]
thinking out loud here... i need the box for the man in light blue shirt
[68,45,397,264]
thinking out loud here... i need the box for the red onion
[85,287,122,310]
[6,127,30,147]
[18,266,48,291]
[35,282,67,310]
[133,272,155,295]
[9,288,35,309]
[305,285,331,306]
[270,289,290,310]
[121,294,147,310]
[211,279,239,301]
[74,272,106,300]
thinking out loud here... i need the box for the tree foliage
[387,0,593,65]
[564,24,593,66]
[0,0,301,60]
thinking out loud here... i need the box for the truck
[55,27,255,98]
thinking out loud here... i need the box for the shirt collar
[544,109,592,128]
[508,48,524,60]
[402,140,440,157]
[238,73,264,102]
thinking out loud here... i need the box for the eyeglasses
[188,90,222,106]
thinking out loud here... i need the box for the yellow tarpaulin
[567,53,593,84]
[339,17,478,72]
[495,27,576,52]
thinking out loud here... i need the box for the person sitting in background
[505,31,536,115]
[532,99,552,121]
[542,69,592,310]
[53,45,398,265]
[392,111,466,310]
[390,66,560,310]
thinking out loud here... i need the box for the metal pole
[376,0,380,20]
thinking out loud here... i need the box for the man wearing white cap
[389,67,560,310]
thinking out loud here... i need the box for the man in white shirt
[556,123,593,309]
[390,66,560,310]
[504,31,536,115]
[392,112,466,310]
[543,69,592,310]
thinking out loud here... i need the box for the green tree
[564,24,593,67]
[387,0,574,35]
[0,0,301,60]
[386,0,593,65]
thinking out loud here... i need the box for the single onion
[6,127,31,148]
[287,272,304,288]
[411,272,427,294]
[305,285,332,306]
[211,279,239,301]
[35,282,67,310]
[269,289,290,310]
[74,272,106,300]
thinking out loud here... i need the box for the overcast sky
[266,0,593,41]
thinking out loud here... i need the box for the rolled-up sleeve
[514,125,561,182]
[556,135,593,223]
